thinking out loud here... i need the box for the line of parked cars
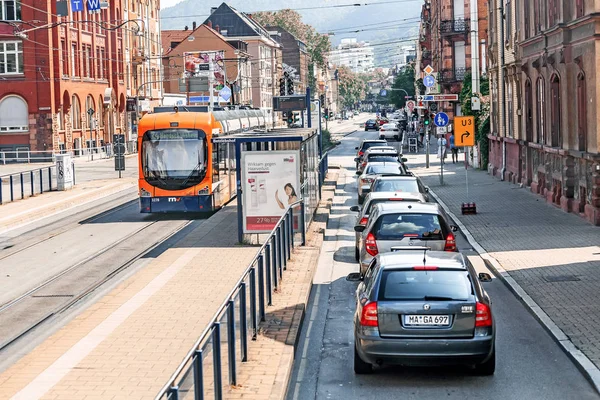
[348,137,496,376]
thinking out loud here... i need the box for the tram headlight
[140,188,152,197]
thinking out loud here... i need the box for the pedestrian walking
[449,132,458,163]
[437,135,447,161]
[419,124,425,146]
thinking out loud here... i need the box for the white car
[379,123,401,141]
[356,162,410,204]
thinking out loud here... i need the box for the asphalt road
[286,126,599,400]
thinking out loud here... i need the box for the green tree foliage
[337,66,367,108]
[459,72,491,167]
[390,66,416,108]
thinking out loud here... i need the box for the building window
[536,77,545,144]
[98,95,104,127]
[550,74,561,147]
[505,0,512,44]
[101,47,107,80]
[548,0,559,27]
[61,39,68,76]
[0,0,21,21]
[525,79,533,142]
[0,40,23,74]
[71,42,79,76]
[524,0,530,39]
[506,79,514,137]
[83,45,91,78]
[86,95,94,127]
[0,95,28,132]
[71,95,81,130]
[576,0,584,18]
[577,73,587,152]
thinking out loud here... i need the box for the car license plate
[404,315,450,326]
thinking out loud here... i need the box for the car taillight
[362,161,367,167]
[361,178,372,184]
[444,232,457,252]
[360,301,378,327]
[358,151,364,156]
[359,216,368,225]
[475,302,492,327]
[413,266,439,270]
[365,232,378,256]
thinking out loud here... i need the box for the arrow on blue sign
[423,75,436,88]
[434,112,449,127]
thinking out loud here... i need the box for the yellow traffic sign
[454,116,475,147]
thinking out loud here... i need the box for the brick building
[0,0,127,155]
[266,26,309,95]
[487,0,600,225]
[419,0,488,118]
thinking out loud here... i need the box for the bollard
[0,177,3,204]
[10,175,14,201]
[239,282,248,362]
[72,162,75,184]
[212,323,223,400]
[39,169,43,193]
[30,170,34,196]
[193,350,204,400]
[249,268,257,340]
[48,167,52,190]
[20,173,24,199]
[227,300,236,386]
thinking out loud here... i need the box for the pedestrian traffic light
[287,114,293,124]
[424,118,430,125]
[320,94,325,105]
[324,108,329,119]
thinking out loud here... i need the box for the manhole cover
[543,275,580,282]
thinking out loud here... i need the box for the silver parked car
[350,191,426,261]
[355,202,458,274]
[369,175,430,202]
[356,162,409,204]
[347,250,495,375]
[355,139,388,168]
[356,147,405,174]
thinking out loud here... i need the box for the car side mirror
[346,272,363,282]
[354,157,360,163]
[478,272,493,282]
[401,158,408,163]
[350,205,360,212]
[354,225,366,233]
[355,171,361,176]
[355,147,359,150]
[424,187,430,192]
[451,225,459,232]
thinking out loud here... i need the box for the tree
[336,66,366,108]
[390,66,417,108]
[459,72,491,168]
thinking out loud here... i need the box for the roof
[203,3,274,41]
[162,24,238,56]
[377,251,467,270]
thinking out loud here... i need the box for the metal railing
[440,18,470,35]
[155,200,306,400]
[319,151,329,189]
[440,67,467,83]
[0,163,76,205]
[0,141,137,164]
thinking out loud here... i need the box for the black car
[365,120,379,131]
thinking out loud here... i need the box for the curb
[426,188,600,394]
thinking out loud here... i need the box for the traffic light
[324,108,329,119]
[287,78,294,95]
[279,78,286,96]
[319,94,325,105]
[423,111,430,125]
[287,114,293,124]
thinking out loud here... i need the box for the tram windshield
[142,129,208,190]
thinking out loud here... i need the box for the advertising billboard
[241,151,301,233]
[183,51,225,91]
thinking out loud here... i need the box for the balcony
[440,67,466,84]
[440,19,469,36]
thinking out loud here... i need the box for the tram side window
[212,144,219,183]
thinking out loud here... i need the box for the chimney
[210,7,217,14]
[215,25,220,33]
[184,25,188,31]
[192,21,196,30]
[207,20,212,29]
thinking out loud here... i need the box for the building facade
[203,3,282,117]
[123,0,162,140]
[328,38,374,74]
[419,0,487,118]
[161,23,252,106]
[266,26,309,95]
[0,0,130,155]
[487,0,600,225]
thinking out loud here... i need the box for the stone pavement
[225,170,337,400]
[407,148,600,383]
[0,202,260,400]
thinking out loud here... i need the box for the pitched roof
[203,3,273,40]
[162,24,237,56]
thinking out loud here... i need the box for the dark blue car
[365,120,379,131]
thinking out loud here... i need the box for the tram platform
[0,202,261,400]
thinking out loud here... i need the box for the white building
[328,38,374,73]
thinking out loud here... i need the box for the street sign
[429,103,438,112]
[219,85,232,102]
[423,65,434,75]
[423,75,436,88]
[87,108,94,116]
[454,116,475,146]
[114,155,125,171]
[380,89,387,97]
[417,94,459,102]
[406,100,415,112]
[437,126,447,135]
[433,112,450,127]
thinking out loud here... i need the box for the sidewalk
[407,148,600,388]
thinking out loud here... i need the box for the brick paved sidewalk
[225,170,337,400]
[407,150,600,382]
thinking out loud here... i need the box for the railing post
[227,300,236,386]
[301,201,306,246]
[257,256,265,322]
[9,175,14,201]
[167,386,179,400]
[286,211,292,258]
[278,227,284,278]
[193,350,204,400]
[249,268,257,340]
[39,169,43,193]
[20,173,24,199]
[282,220,288,268]
[30,170,34,196]
[239,282,248,362]
[212,323,223,400]
[289,208,295,249]
[48,167,52,190]
[0,177,3,205]
[271,237,278,290]
[279,225,286,271]
[72,162,76,185]
[265,245,272,306]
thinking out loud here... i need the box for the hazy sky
[161,0,184,8]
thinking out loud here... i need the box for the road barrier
[155,200,306,400]
[0,163,76,205]
[0,141,137,164]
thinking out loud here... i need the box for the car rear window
[367,155,398,163]
[373,213,445,240]
[362,142,387,151]
[366,164,406,175]
[374,180,419,193]
[378,270,472,301]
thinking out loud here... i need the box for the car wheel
[473,348,495,376]
[379,136,385,140]
[365,128,368,131]
[354,345,373,374]
[355,246,360,261]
